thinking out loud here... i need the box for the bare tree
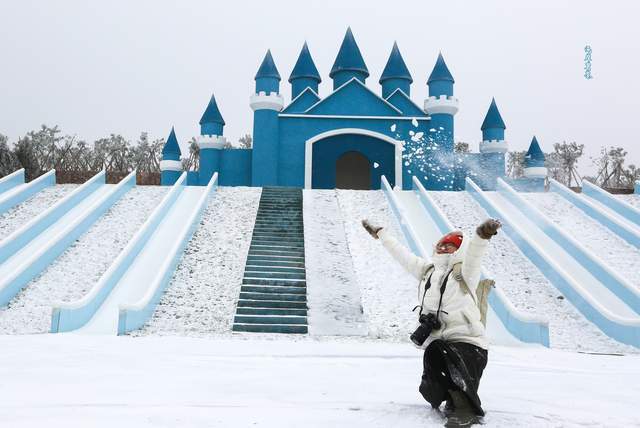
[551,141,584,187]
[238,134,252,149]
[454,141,470,153]
[0,134,20,177]
[182,137,200,171]
[506,150,526,178]
[592,146,630,189]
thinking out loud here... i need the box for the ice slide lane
[51,172,218,335]
[467,178,640,347]
[0,169,55,215]
[380,176,549,347]
[582,180,640,228]
[0,170,135,306]
[548,179,640,248]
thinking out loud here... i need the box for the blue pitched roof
[427,53,455,84]
[305,78,401,116]
[289,42,321,83]
[162,127,181,156]
[282,87,321,114]
[199,94,225,125]
[255,49,281,81]
[385,89,426,116]
[379,42,412,83]
[481,98,505,130]
[526,136,545,162]
[330,27,369,78]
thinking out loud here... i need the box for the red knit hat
[437,231,463,249]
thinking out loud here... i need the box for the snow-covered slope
[135,187,261,337]
[618,194,640,209]
[0,185,76,240]
[523,192,640,291]
[429,191,638,354]
[0,186,167,334]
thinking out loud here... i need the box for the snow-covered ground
[336,190,418,341]
[429,191,638,354]
[0,186,167,334]
[523,192,640,291]
[135,187,261,337]
[616,193,640,209]
[303,190,367,336]
[0,335,637,428]
[0,184,76,240]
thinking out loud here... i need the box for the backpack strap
[452,262,477,304]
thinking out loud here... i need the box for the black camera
[410,312,441,346]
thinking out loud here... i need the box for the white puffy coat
[378,228,490,350]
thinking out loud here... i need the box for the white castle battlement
[524,166,548,179]
[198,135,227,149]
[160,159,182,172]
[423,95,459,115]
[479,139,508,154]
[250,91,284,111]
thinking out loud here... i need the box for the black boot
[444,390,480,427]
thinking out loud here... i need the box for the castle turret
[289,42,321,99]
[379,42,413,98]
[524,136,547,179]
[330,27,369,90]
[160,127,182,185]
[250,49,283,186]
[479,98,508,189]
[198,94,227,185]
[424,53,458,152]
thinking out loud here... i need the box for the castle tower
[289,42,321,99]
[330,27,369,90]
[198,94,227,185]
[250,49,283,186]
[479,98,508,188]
[160,127,182,185]
[379,42,413,98]
[424,53,459,152]
[524,136,547,179]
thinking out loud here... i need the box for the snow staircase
[232,187,308,334]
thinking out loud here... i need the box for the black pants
[419,339,488,416]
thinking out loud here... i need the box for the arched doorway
[336,151,370,189]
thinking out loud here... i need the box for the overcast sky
[1,0,639,174]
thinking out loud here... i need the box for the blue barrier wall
[220,150,252,186]
[0,169,25,195]
[0,170,55,215]
[583,181,640,227]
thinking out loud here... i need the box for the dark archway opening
[335,151,371,189]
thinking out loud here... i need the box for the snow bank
[429,191,638,354]
[617,194,640,210]
[0,185,76,240]
[0,334,638,428]
[303,190,367,336]
[336,190,418,341]
[523,192,640,291]
[0,186,167,334]
[134,187,261,337]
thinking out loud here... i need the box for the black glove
[361,219,383,240]
[476,218,501,239]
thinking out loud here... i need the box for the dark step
[241,285,306,294]
[232,324,308,334]
[244,265,305,274]
[244,270,306,279]
[239,292,306,302]
[245,259,305,268]
[251,234,304,240]
[242,278,306,286]
[237,299,308,309]
[236,307,308,316]
[250,242,304,250]
[249,250,305,258]
[234,315,307,325]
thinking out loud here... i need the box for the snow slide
[467,177,640,347]
[381,176,549,347]
[548,179,640,248]
[582,180,640,227]
[51,172,218,335]
[0,169,55,215]
[0,170,134,307]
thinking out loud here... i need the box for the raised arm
[362,219,430,280]
[461,219,501,291]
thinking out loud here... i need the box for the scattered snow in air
[430,128,437,132]
[411,117,419,127]
[411,132,424,142]
[373,162,379,169]
[409,130,415,136]
[0,186,168,334]
[390,124,397,132]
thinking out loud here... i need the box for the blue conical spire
[162,127,181,159]
[380,42,412,84]
[525,136,545,167]
[199,94,225,126]
[255,50,281,81]
[289,42,321,83]
[330,27,369,88]
[481,98,506,130]
[427,52,455,84]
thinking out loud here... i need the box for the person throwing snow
[362,217,501,427]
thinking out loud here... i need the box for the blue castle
[160,28,546,191]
